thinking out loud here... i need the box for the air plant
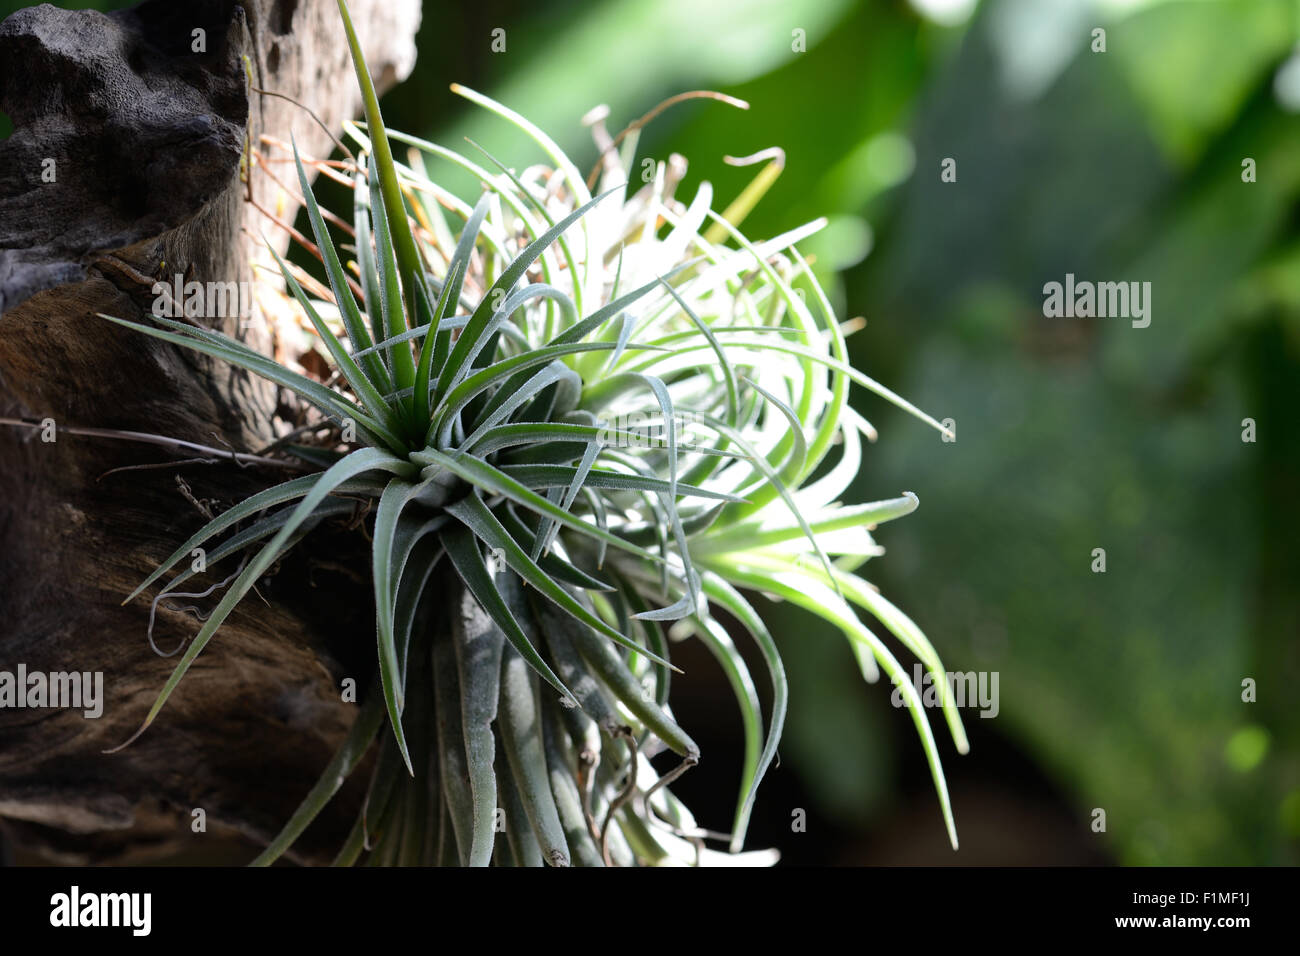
[101,0,967,865]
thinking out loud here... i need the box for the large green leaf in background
[857,0,1300,864]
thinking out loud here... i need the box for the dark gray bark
[0,0,419,863]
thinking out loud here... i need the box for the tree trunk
[0,0,420,863]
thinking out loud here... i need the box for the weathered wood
[0,0,420,863]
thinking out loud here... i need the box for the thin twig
[584,91,750,189]
[175,474,215,519]
[0,418,308,471]
[254,152,357,238]
[98,457,228,481]
[147,561,247,658]
[599,731,640,866]
[250,86,355,162]
[251,420,337,457]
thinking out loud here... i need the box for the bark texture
[0,0,420,863]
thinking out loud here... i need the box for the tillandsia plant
[100,0,969,865]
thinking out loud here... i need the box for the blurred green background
[5,0,1297,866]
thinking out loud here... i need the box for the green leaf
[122,472,371,606]
[497,506,614,592]
[366,151,418,397]
[560,604,699,761]
[453,357,583,451]
[496,739,545,867]
[690,613,761,852]
[696,411,843,600]
[467,138,586,317]
[435,340,644,447]
[731,374,808,516]
[353,168,388,365]
[498,464,745,502]
[693,492,918,557]
[413,449,678,572]
[498,641,571,867]
[443,491,674,669]
[148,498,358,608]
[434,189,620,401]
[371,476,437,774]
[292,140,390,393]
[335,0,425,328]
[98,314,400,449]
[251,685,386,866]
[704,560,959,850]
[450,584,506,866]
[657,279,738,424]
[530,439,600,561]
[540,702,605,866]
[431,635,474,864]
[440,525,574,702]
[468,421,622,457]
[270,244,403,440]
[534,600,626,739]
[414,195,487,429]
[107,447,415,752]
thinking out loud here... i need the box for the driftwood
[0,0,420,863]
